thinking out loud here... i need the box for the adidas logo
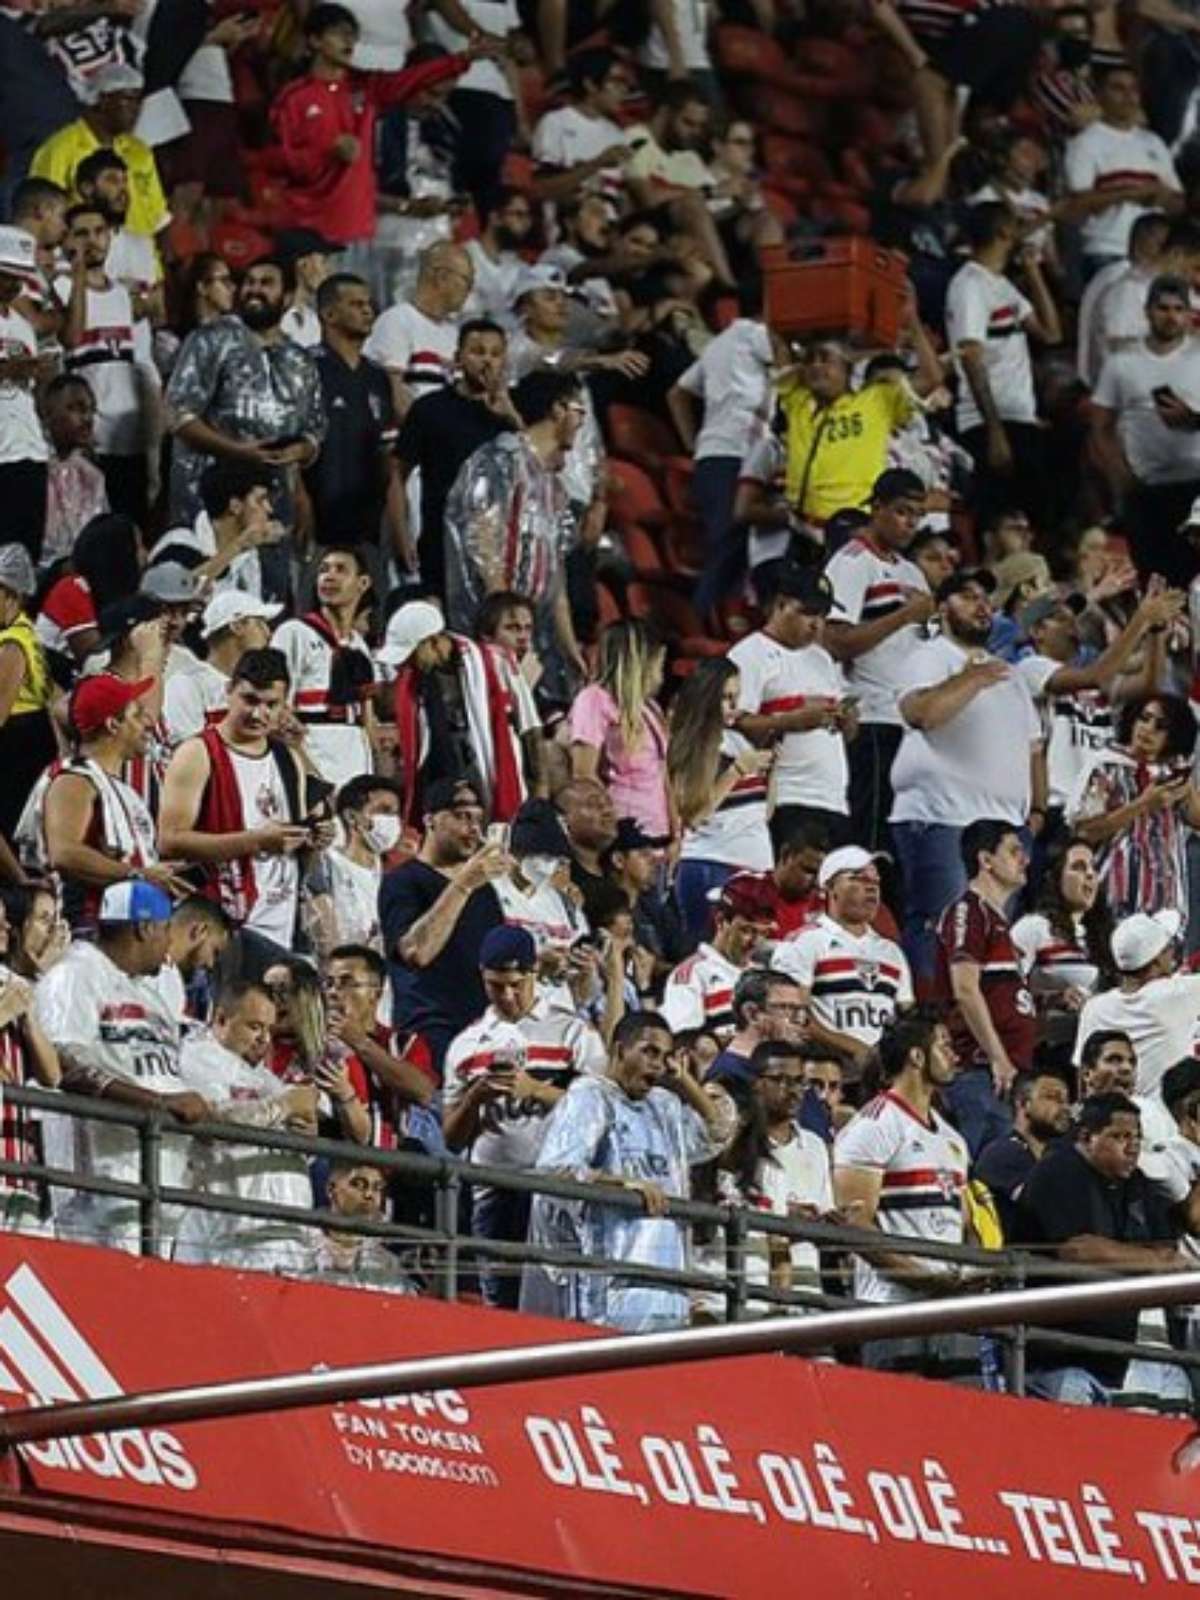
[0,1263,198,1491]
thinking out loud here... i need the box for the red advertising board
[1,1236,1199,1597]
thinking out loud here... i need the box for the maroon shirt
[934,888,1036,1071]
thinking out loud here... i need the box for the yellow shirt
[780,378,913,522]
[0,613,52,717]
[30,121,169,241]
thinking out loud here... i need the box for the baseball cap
[872,467,926,504]
[423,776,482,817]
[479,925,537,972]
[377,600,446,668]
[1018,591,1084,638]
[714,871,778,924]
[87,63,144,100]
[610,817,671,853]
[936,566,997,604]
[513,262,568,304]
[95,593,162,654]
[0,225,36,279]
[817,845,883,890]
[771,563,833,614]
[0,543,36,599]
[201,590,282,639]
[509,798,571,859]
[1111,909,1181,973]
[70,672,154,736]
[994,551,1051,609]
[274,227,339,261]
[140,561,201,605]
[98,879,173,925]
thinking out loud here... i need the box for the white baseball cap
[0,225,36,279]
[376,600,446,667]
[512,262,569,305]
[200,590,282,639]
[1111,909,1181,973]
[1181,496,1200,531]
[817,845,883,890]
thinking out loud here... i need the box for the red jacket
[270,54,468,243]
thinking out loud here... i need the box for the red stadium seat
[663,457,697,520]
[595,580,623,629]
[626,583,727,655]
[605,406,682,474]
[608,458,668,530]
[742,87,819,140]
[619,524,668,579]
[713,24,805,92]
[662,515,706,577]
[761,134,833,188]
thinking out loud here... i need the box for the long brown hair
[668,657,738,828]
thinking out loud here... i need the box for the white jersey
[678,730,772,872]
[1016,653,1114,810]
[1065,120,1180,260]
[325,848,383,952]
[163,652,228,744]
[364,301,458,395]
[225,742,300,948]
[532,104,627,205]
[1092,339,1200,487]
[945,259,1036,430]
[773,913,913,1047]
[661,942,742,1039]
[443,999,606,1172]
[492,872,589,1014]
[54,276,150,456]
[1077,257,1134,388]
[272,615,374,784]
[675,318,774,462]
[0,307,49,465]
[34,941,185,1249]
[729,629,849,813]
[1010,910,1100,1000]
[824,536,930,726]
[1073,973,1200,1097]
[834,1089,968,1304]
[174,1031,310,1271]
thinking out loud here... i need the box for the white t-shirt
[737,430,790,570]
[639,0,711,71]
[824,536,929,727]
[834,1089,968,1304]
[532,105,627,204]
[773,913,913,1047]
[1010,910,1099,999]
[55,276,149,455]
[970,181,1053,259]
[271,615,374,785]
[1077,257,1135,388]
[661,942,742,1038]
[1065,120,1181,260]
[891,636,1041,826]
[280,304,321,349]
[945,259,1036,431]
[107,228,161,291]
[1092,339,1200,486]
[1016,652,1114,809]
[364,302,459,394]
[443,999,606,1170]
[164,653,228,744]
[341,0,413,70]
[326,848,384,951]
[225,742,300,947]
[148,511,263,598]
[729,629,849,812]
[463,239,524,321]
[676,318,774,461]
[0,307,49,465]
[1073,973,1200,1098]
[423,0,517,97]
[678,730,773,871]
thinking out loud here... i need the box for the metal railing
[2,1083,1197,1408]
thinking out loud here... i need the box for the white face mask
[365,814,402,855]
[522,854,563,892]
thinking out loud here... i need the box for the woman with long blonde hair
[568,621,673,837]
[668,658,774,942]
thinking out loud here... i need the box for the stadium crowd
[7,0,1200,1407]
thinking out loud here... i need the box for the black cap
[423,776,482,817]
[510,797,571,858]
[771,562,834,614]
[872,467,926,504]
[95,593,163,654]
[274,227,340,261]
[610,817,671,853]
[935,566,997,605]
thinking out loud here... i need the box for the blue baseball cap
[479,925,537,972]
[98,879,174,925]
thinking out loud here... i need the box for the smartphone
[486,822,509,849]
[1152,386,1177,406]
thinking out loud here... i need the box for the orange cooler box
[764,238,909,344]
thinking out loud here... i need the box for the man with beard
[165,255,326,524]
[393,318,518,594]
[58,201,158,525]
[974,1068,1072,1236]
[304,273,401,564]
[890,568,1043,984]
[75,148,162,324]
[465,188,535,320]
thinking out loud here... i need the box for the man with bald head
[365,240,475,419]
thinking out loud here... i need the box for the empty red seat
[713,25,804,93]
[740,87,819,139]
[761,134,833,188]
[620,524,668,579]
[605,405,681,473]
[608,458,668,530]
[663,457,697,520]
[663,515,705,577]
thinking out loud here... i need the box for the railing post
[1005,1255,1027,1398]
[723,1209,748,1324]
[434,1166,461,1302]
[139,1113,164,1260]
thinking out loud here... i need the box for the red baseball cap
[70,673,155,737]
[715,872,778,926]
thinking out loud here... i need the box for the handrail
[4,1082,1197,1396]
[2,1271,1199,1448]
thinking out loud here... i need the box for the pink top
[569,685,671,837]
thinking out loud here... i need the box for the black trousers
[449,89,517,215]
[1123,477,1200,589]
[98,452,149,529]
[961,421,1049,532]
[0,460,47,563]
[847,723,903,855]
